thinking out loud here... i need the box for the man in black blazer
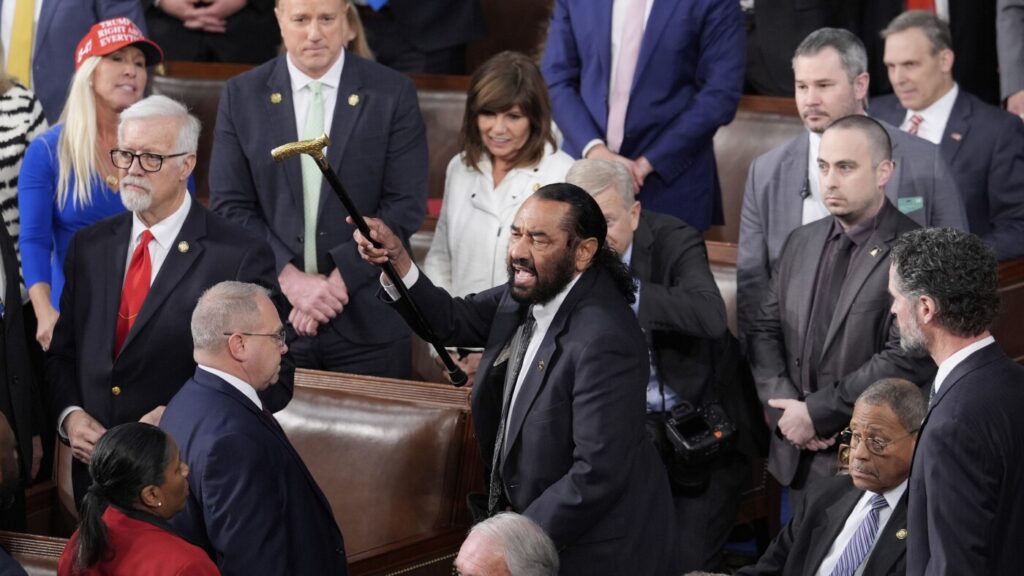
[355,184,678,575]
[870,10,1024,261]
[739,377,925,576]
[889,228,1024,575]
[162,282,347,575]
[358,0,484,74]
[49,96,287,503]
[567,158,765,572]
[144,0,280,64]
[210,0,427,378]
[749,115,935,515]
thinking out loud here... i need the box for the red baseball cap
[74,18,163,70]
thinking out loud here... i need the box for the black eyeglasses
[110,149,189,173]
[222,328,287,345]
[839,427,918,456]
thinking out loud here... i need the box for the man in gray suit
[737,27,967,341]
[998,0,1024,116]
[748,115,935,514]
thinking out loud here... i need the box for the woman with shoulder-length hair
[422,51,573,384]
[18,18,162,351]
[58,422,217,576]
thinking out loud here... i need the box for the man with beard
[49,95,287,505]
[354,183,678,575]
[738,378,923,576]
[748,115,935,516]
[737,27,966,342]
[888,228,1024,575]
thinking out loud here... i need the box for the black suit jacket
[907,342,1024,575]
[48,200,290,499]
[869,90,1024,261]
[738,474,908,576]
[210,53,427,348]
[386,0,485,52]
[749,201,936,486]
[0,224,37,482]
[144,0,279,64]
[393,265,678,575]
[162,369,347,576]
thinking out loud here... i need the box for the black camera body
[665,402,736,465]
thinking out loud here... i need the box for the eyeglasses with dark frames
[839,427,918,456]
[110,149,190,173]
[222,328,287,345]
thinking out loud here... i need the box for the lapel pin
[896,528,907,540]
[270,93,282,104]
[537,360,545,371]
[532,183,541,192]
[950,132,962,141]
[348,94,360,107]
[177,241,190,254]
[869,246,880,257]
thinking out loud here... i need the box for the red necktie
[905,0,935,10]
[115,230,154,355]
[907,114,924,136]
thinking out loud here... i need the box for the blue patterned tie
[830,493,889,576]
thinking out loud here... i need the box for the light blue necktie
[829,493,889,576]
[301,81,324,273]
[367,0,388,10]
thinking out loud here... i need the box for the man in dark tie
[738,377,924,576]
[161,281,347,575]
[748,114,935,516]
[869,10,1024,261]
[354,183,677,575]
[48,95,287,503]
[888,227,1024,574]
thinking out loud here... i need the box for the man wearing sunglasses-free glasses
[738,378,925,576]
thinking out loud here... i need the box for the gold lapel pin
[869,246,880,257]
[177,241,190,253]
[896,528,907,540]
[532,182,541,192]
[270,93,282,104]
[951,132,962,141]
[348,94,360,107]
[537,360,545,371]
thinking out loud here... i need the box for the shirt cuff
[57,406,84,441]
[582,139,606,159]
[380,265,420,300]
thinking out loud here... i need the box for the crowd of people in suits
[0,0,1022,574]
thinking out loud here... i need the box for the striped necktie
[907,114,924,136]
[829,493,889,576]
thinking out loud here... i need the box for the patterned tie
[829,493,889,576]
[7,0,34,85]
[115,230,154,355]
[302,81,325,274]
[907,114,924,136]
[487,309,536,516]
[606,0,645,153]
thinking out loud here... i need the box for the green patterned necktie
[301,80,325,273]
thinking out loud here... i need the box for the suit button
[111,386,121,396]
[297,236,304,243]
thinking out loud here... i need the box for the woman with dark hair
[423,51,572,384]
[57,423,217,576]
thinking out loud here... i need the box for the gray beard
[120,179,152,212]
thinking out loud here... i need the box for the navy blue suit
[0,0,146,123]
[162,369,347,576]
[907,342,1024,575]
[392,265,678,575]
[869,91,1024,261]
[542,0,745,230]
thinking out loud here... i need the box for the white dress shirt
[286,50,345,141]
[816,479,909,576]
[933,336,996,396]
[803,130,831,225]
[900,84,959,146]
[197,365,263,410]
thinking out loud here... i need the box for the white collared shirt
[124,192,193,283]
[197,365,263,410]
[286,50,345,141]
[803,130,831,225]
[932,336,996,395]
[900,84,959,146]
[816,479,909,576]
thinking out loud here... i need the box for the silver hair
[793,28,869,82]
[565,158,633,208]
[118,94,201,154]
[191,282,270,352]
[856,378,927,433]
[880,10,953,53]
[468,513,559,576]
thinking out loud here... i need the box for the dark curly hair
[890,228,999,338]
[533,183,637,303]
